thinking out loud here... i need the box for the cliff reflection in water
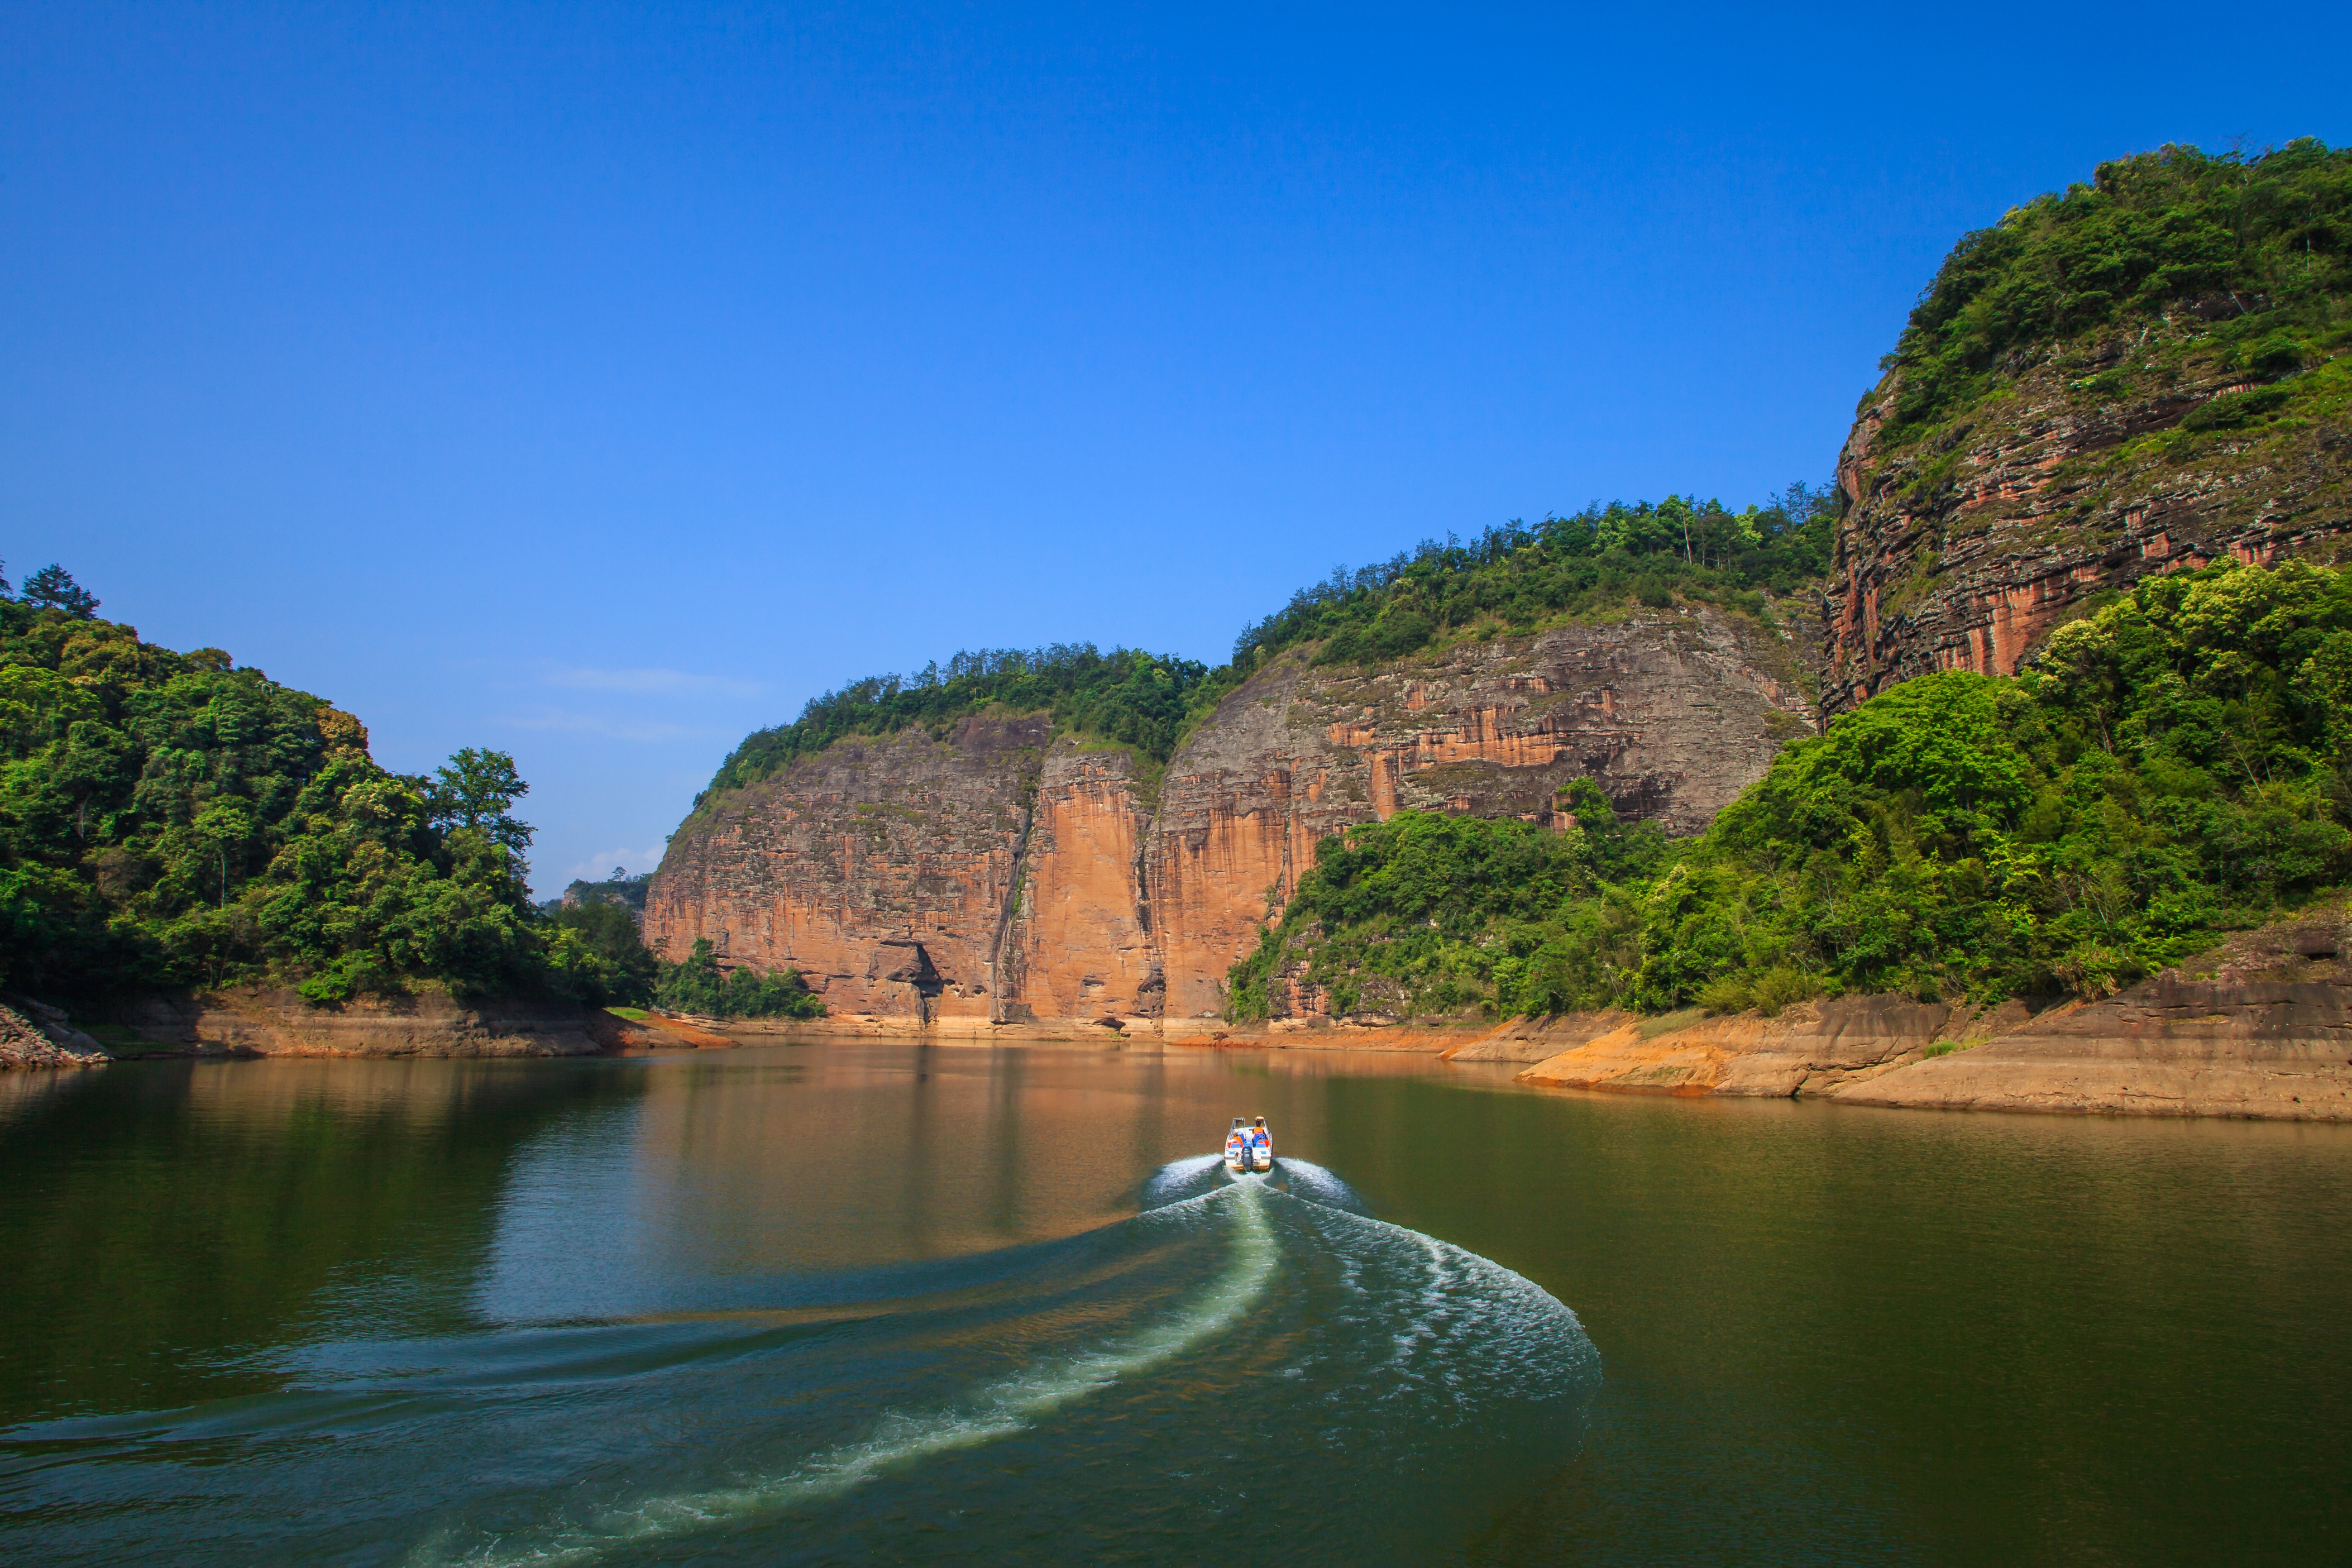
[479,1044,1364,1317]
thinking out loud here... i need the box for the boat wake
[9,1152,1598,1568]
[414,1184,1284,1566]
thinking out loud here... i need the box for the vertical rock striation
[998,745,1159,1026]
[644,716,1048,1023]
[646,604,1815,1030]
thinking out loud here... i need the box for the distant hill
[547,871,652,920]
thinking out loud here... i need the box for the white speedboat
[1225,1116,1273,1173]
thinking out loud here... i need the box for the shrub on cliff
[0,574,645,1006]
[1234,560,2352,1020]
[656,937,824,1019]
[1225,783,1666,1020]
[1647,561,2352,1006]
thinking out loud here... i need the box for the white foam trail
[418,1183,1278,1567]
[1275,1158,1369,1213]
[1140,1153,1226,1209]
[1292,1198,1589,1400]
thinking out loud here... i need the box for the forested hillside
[0,563,819,1017]
[1232,560,2352,1020]
[1228,487,1836,671]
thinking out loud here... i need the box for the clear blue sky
[7,2,2348,892]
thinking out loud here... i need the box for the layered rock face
[998,748,1158,1026]
[644,716,1049,1024]
[1822,353,2351,712]
[646,604,1815,1029]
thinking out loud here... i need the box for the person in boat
[1249,1117,1272,1167]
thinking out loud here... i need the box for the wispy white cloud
[498,707,707,743]
[535,662,765,699]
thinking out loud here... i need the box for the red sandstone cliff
[1822,345,2351,712]
[645,604,1815,1030]
[644,715,1047,1024]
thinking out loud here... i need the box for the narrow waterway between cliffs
[3,1043,2348,1565]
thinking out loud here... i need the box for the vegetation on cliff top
[699,486,1838,805]
[1886,138,2352,439]
[654,936,826,1019]
[1228,488,1837,673]
[1232,558,2352,1021]
[541,868,653,917]
[701,644,1216,801]
[0,565,818,1015]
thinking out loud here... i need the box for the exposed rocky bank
[6,989,643,1063]
[0,1001,109,1070]
[1494,914,2352,1121]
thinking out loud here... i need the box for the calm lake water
[3,1042,2347,1565]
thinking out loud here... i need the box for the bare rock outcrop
[0,1000,109,1070]
[95,989,629,1058]
[645,716,1050,1025]
[1502,917,2352,1120]
[1835,919,2352,1120]
[1822,351,2351,713]
[998,747,1159,1026]
[1443,1011,1633,1064]
[1514,996,1972,1096]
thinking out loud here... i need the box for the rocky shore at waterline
[17,911,2352,1124]
[0,988,658,1065]
[0,1001,109,1070]
[1489,915,2352,1122]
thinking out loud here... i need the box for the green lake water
[2,1042,2346,1564]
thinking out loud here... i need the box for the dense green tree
[0,583,666,1010]
[18,565,99,619]
[547,898,659,1000]
[656,937,824,1019]
[427,747,534,859]
[702,644,1214,801]
[1227,487,1836,675]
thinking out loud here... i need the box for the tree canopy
[1230,487,1836,673]
[701,643,1219,802]
[0,579,805,1012]
[1886,139,2352,434]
